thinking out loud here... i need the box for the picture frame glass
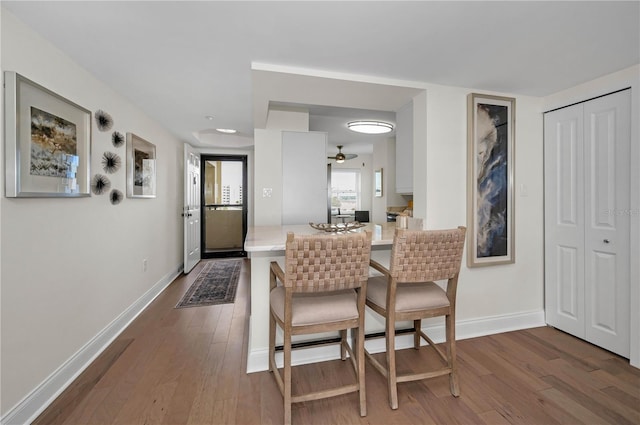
[126,133,156,198]
[4,72,91,197]
[374,168,383,197]
[467,93,515,267]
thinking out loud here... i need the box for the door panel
[583,91,630,357]
[590,250,617,333]
[556,245,579,322]
[544,105,585,337]
[184,143,201,273]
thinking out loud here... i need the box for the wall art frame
[374,168,383,197]
[467,93,515,267]
[126,132,156,198]
[4,71,91,197]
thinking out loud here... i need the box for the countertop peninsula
[245,222,397,252]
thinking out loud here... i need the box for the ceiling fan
[328,145,357,163]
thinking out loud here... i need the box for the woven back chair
[269,230,372,425]
[365,226,466,410]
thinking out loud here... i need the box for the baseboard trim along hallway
[1,264,184,425]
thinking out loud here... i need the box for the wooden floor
[35,259,640,425]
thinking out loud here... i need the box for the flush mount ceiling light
[216,128,237,134]
[347,120,394,134]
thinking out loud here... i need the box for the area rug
[175,259,242,308]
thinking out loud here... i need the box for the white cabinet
[395,101,413,194]
[544,90,631,357]
[281,131,328,225]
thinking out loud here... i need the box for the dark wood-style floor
[35,259,640,425]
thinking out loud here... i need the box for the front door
[184,143,201,273]
[201,155,248,258]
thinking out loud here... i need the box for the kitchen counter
[245,222,397,251]
[244,222,397,373]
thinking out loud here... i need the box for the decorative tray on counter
[309,221,366,232]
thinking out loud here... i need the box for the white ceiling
[3,1,638,153]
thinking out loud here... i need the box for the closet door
[544,104,585,338]
[544,89,631,358]
[583,91,630,357]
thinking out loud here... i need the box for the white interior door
[544,103,586,338]
[544,89,631,358]
[583,90,630,357]
[184,143,201,273]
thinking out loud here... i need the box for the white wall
[371,138,406,223]
[543,65,640,368]
[254,107,311,226]
[1,9,183,419]
[420,84,545,322]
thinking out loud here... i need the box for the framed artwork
[126,133,156,198]
[467,93,515,267]
[4,72,91,197]
[374,168,383,197]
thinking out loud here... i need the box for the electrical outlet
[262,188,273,198]
[142,258,148,272]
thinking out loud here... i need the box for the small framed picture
[374,168,383,197]
[4,72,91,197]
[126,133,156,198]
[467,93,516,267]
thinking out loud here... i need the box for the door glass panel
[203,159,245,255]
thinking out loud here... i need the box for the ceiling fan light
[347,120,393,134]
[335,152,346,163]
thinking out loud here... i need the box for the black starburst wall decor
[102,151,122,174]
[110,189,123,205]
[112,131,124,148]
[94,109,114,132]
[91,174,111,195]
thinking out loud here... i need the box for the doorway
[201,155,248,258]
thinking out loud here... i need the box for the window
[331,169,361,214]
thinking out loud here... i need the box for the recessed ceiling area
[270,102,397,155]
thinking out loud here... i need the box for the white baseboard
[1,264,183,425]
[246,309,546,373]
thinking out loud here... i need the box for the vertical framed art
[4,72,91,197]
[126,132,156,198]
[467,93,515,267]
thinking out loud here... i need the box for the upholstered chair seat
[366,277,450,313]
[269,288,359,326]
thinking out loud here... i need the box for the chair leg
[413,319,421,349]
[355,326,367,416]
[446,313,460,397]
[385,318,399,410]
[283,331,292,425]
[269,311,276,373]
[340,329,347,361]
